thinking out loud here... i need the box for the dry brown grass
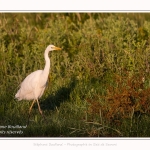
[87,71,150,126]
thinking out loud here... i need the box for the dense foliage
[1,13,150,137]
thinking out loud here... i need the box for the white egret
[15,45,61,116]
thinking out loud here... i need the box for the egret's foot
[39,109,43,115]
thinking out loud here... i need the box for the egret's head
[47,45,62,51]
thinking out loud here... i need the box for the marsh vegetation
[1,13,150,137]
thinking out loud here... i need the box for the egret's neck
[43,49,50,78]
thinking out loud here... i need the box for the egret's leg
[36,99,43,115]
[29,99,36,114]
[27,99,36,125]
[36,99,47,121]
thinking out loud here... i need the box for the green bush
[1,13,150,137]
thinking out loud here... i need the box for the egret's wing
[15,70,43,100]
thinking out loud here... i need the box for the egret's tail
[15,90,22,101]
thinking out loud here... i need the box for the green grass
[1,13,150,137]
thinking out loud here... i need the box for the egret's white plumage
[15,45,61,115]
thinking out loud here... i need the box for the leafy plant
[1,13,150,137]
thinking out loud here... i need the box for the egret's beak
[54,46,62,50]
